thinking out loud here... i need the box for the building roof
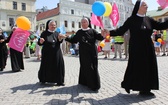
[36,7,60,21]
[147,8,168,17]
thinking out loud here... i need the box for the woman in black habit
[105,0,168,96]
[65,17,104,91]
[38,20,65,86]
[5,27,24,72]
[0,28,8,71]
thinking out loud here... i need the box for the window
[94,25,96,29]
[72,21,75,28]
[55,21,57,25]
[78,22,81,28]
[64,21,67,27]
[71,10,74,15]
[13,1,17,10]
[22,3,26,11]
[9,18,14,27]
[164,17,168,22]
[158,18,162,22]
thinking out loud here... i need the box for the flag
[3,32,8,38]
[91,13,104,29]
[36,27,40,36]
[109,2,119,27]
[157,0,168,9]
[8,28,30,52]
[35,27,40,39]
[56,27,60,33]
[59,25,66,34]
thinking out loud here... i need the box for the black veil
[83,16,92,28]
[131,0,141,16]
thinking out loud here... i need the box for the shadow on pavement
[45,93,156,105]
[10,82,55,94]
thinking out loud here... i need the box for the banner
[8,28,30,52]
[91,13,104,29]
[109,2,119,27]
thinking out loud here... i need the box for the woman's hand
[39,38,45,44]
[0,39,4,43]
[58,34,68,41]
[58,34,68,39]
[101,29,110,38]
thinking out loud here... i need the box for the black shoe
[113,57,116,59]
[162,54,166,56]
[91,88,99,92]
[56,83,65,86]
[39,80,45,84]
[13,70,21,72]
[104,56,107,59]
[0,68,3,71]
[139,91,155,96]
[125,88,130,94]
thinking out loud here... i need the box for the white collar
[82,27,90,31]
[136,13,145,17]
[48,29,55,33]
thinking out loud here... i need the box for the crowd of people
[1,0,168,97]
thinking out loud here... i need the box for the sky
[35,0,160,11]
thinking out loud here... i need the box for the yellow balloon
[157,38,162,43]
[103,2,112,16]
[16,16,31,30]
[106,35,110,39]
[100,42,105,48]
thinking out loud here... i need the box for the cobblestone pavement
[0,53,168,105]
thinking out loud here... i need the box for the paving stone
[0,54,168,105]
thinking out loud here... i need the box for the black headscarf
[45,20,56,31]
[131,0,141,16]
[45,20,51,31]
[83,16,92,28]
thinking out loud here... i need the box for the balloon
[103,2,112,16]
[16,16,31,30]
[161,41,165,45]
[100,42,105,48]
[157,38,162,43]
[106,35,110,39]
[111,39,115,43]
[156,42,160,46]
[92,1,106,16]
[30,42,36,49]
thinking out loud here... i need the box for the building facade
[36,0,134,33]
[147,7,168,22]
[0,0,36,32]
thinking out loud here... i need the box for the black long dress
[5,32,24,72]
[66,29,104,90]
[38,31,65,84]
[0,34,8,70]
[109,15,168,91]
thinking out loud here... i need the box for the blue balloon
[92,1,106,16]
[111,39,115,43]
[156,42,160,46]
